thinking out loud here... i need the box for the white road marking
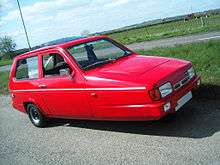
[197,36,220,41]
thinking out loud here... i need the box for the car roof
[16,35,108,59]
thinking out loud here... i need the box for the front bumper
[138,75,201,120]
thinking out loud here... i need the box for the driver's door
[38,50,91,118]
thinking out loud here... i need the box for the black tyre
[27,104,47,127]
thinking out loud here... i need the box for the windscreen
[66,39,132,70]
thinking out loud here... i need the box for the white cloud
[9,29,23,38]
[1,0,132,27]
[1,0,89,23]
[0,0,14,10]
[104,0,131,8]
[1,9,18,22]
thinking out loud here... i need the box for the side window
[15,56,39,80]
[42,53,72,77]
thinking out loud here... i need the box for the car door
[10,55,46,113]
[38,50,91,118]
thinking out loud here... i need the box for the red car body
[9,36,201,123]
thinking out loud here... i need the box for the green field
[0,59,12,67]
[0,40,219,95]
[108,14,220,44]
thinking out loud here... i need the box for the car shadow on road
[47,84,220,139]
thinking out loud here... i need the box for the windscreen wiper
[83,59,116,70]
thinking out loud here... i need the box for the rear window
[15,56,39,80]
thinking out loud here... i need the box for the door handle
[90,92,97,97]
[38,84,47,88]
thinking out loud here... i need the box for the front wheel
[27,104,47,127]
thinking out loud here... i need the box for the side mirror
[59,69,74,80]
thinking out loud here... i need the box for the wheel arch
[23,100,47,116]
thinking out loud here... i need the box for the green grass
[136,40,220,85]
[0,59,12,67]
[108,15,220,45]
[0,71,10,94]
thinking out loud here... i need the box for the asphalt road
[127,31,220,50]
[0,87,220,165]
[0,31,220,73]
[0,65,11,73]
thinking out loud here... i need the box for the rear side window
[15,56,39,80]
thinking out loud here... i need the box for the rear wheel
[27,104,47,127]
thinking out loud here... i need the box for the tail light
[148,88,161,101]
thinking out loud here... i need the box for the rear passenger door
[11,55,46,113]
[38,50,91,118]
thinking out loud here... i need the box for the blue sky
[0,0,220,49]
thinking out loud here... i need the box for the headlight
[159,82,173,98]
[187,67,195,79]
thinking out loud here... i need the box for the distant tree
[0,35,16,60]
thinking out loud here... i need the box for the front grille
[174,72,190,91]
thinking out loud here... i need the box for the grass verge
[0,71,10,94]
[0,60,12,67]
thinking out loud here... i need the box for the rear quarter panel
[9,55,48,114]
